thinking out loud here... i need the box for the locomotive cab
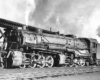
[89,38,98,65]
[75,38,98,65]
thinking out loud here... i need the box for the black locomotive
[0,18,99,68]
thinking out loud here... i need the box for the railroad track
[0,66,100,80]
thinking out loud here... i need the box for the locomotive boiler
[0,18,98,68]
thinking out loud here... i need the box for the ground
[37,72,100,80]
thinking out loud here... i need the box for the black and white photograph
[0,0,100,80]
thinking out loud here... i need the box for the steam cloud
[0,0,27,24]
[0,0,100,42]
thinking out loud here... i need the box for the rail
[0,66,99,80]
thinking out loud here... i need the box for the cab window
[92,42,97,48]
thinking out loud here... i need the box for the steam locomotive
[0,18,99,68]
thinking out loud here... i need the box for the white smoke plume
[29,0,100,42]
[25,0,36,25]
[0,0,36,25]
[0,0,27,24]
[81,9,100,42]
[0,0,100,42]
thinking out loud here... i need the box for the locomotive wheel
[70,54,74,59]
[1,60,6,68]
[0,57,4,68]
[96,60,99,66]
[36,55,45,68]
[30,56,37,68]
[1,54,8,68]
[45,55,54,68]
[31,54,45,68]
[19,64,26,68]
[85,61,89,66]
[31,62,36,68]
[79,59,85,67]
[80,62,85,67]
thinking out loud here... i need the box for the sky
[0,0,100,42]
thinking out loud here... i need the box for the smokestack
[50,27,52,32]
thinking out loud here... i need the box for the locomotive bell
[23,25,27,30]
[38,29,42,33]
